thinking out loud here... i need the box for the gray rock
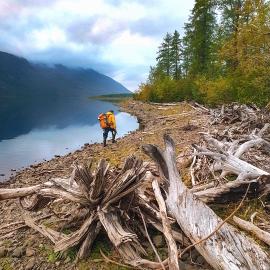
[26,247,35,257]
[178,261,198,270]
[196,255,206,265]
[24,235,36,247]
[152,234,165,248]
[181,252,189,261]
[190,249,200,261]
[178,261,188,270]
[25,258,36,270]
[185,265,199,270]
[0,247,7,258]
[64,257,71,264]
[12,246,25,257]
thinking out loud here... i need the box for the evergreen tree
[136,0,270,106]
[170,30,182,80]
[182,21,193,76]
[217,0,248,37]
[217,0,245,69]
[156,33,173,76]
[182,0,217,76]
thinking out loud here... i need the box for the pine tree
[182,21,193,76]
[170,30,182,80]
[182,0,217,76]
[217,0,245,69]
[156,33,173,76]
[218,0,244,37]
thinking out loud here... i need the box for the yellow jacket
[106,112,116,129]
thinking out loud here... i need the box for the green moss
[2,240,12,247]
[0,258,13,270]
[39,244,62,263]
[65,247,77,261]
[89,234,112,260]
[62,228,72,235]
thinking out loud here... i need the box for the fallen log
[152,179,179,270]
[0,185,41,200]
[233,216,270,246]
[193,175,270,204]
[143,134,270,270]
[194,133,269,182]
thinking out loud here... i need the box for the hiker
[98,110,117,147]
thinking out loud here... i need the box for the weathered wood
[24,214,64,243]
[0,185,41,200]
[152,179,179,270]
[20,194,51,211]
[76,221,101,260]
[54,213,96,252]
[98,208,147,266]
[233,216,270,246]
[143,134,270,270]
[194,134,269,180]
[139,208,166,270]
[194,176,270,204]
[39,187,89,204]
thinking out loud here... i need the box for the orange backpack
[98,113,109,129]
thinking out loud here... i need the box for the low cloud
[0,0,194,91]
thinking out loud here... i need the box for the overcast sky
[0,0,194,91]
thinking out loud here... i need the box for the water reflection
[0,97,138,181]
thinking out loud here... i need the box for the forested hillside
[135,0,270,107]
[0,51,130,98]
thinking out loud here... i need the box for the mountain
[0,51,130,97]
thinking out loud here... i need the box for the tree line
[134,0,270,107]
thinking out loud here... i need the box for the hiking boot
[112,139,116,143]
[103,140,107,147]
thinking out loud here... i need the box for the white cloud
[0,0,194,91]
[103,30,158,65]
[28,26,67,50]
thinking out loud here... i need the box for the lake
[0,97,139,182]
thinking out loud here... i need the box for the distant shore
[89,93,133,103]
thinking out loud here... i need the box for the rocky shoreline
[0,100,211,270]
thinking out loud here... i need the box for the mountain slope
[0,51,130,97]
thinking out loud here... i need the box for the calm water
[0,97,138,182]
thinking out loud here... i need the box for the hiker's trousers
[103,128,116,141]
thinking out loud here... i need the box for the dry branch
[143,134,270,270]
[233,216,270,246]
[152,179,179,270]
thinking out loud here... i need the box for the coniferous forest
[135,0,270,107]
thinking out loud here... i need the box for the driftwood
[0,156,156,266]
[194,133,269,181]
[1,155,191,269]
[233,216,270,247]
[152,179,179,270]
[193,176,270,204]
[0,185,41,200]
[1,114,270,270]
[186,121,270,206]
[143,134,270,270]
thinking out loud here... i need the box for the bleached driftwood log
[0,185,41,200]
[152,179,179,270]
[193,175,270,204]
[233,216,270,246]
[143,134,270,270]
[194,133,269,181]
